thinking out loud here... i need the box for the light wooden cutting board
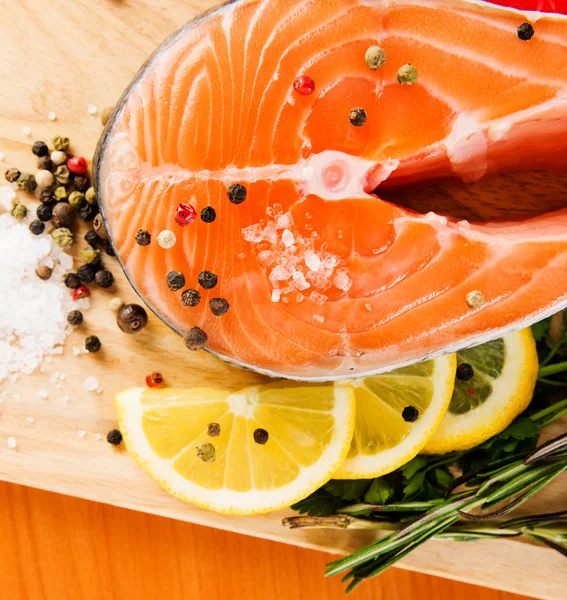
[0,1,565,598]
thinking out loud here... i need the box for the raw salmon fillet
[95,0,567,380]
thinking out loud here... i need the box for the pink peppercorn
[67,156,88,175]
[175,202,197,227]
[293,76,315,96]
[73,286,91,301]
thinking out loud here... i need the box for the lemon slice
[116,382,355,515]
[334,355,456,479]
[424,329,538,454]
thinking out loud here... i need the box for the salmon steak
[95,0,567,380]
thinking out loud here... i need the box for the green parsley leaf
[363,478,393,504]
[323,479,371,500]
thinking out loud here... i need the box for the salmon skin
[94,0,567,381]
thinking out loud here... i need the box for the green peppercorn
[80,246,100,265]
[85,335,101,353]
[85,186,97,205]
[32,141,49,157]
[17,173,37,193]
[397,63,418,85]
[52,135,70,151]
[37,155,53,171]
[52,202,75,228]
[196,443,216,463]
[67,310,83,326]
[10,200,27,219]
[73,175,90,193]
[95,270,114,288]
[365,45,387,70]
[117,304,148,334]
[51,227,73,247]
[68,190,85,209]
[93,213,108,239]
[29,220,45,235]
[106,429,123,445]
[54,186,68,201]
[5,167,21,183]
[64,273,81,289]
[54,165,71,186]
[35,265,52,280]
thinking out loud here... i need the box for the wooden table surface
[0,480,529,600]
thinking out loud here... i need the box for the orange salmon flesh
[95,0,567,380]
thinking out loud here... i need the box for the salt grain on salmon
[310,291,328,306]
[282,229,295,247]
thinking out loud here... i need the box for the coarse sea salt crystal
[313,314,325,324]
[37,389,48,399]
[242,224,263,243]
[292,270,311,291]
[77,430,86,438]
[262,222,278,244]
[305,250,321,272]
[270,265,292,282]
[333,272,352,292]
[22,126,32,136]
[0,204,78,382]
[7,437,16,449]
[257,250,275,267]
[271,289,281,303]
[276,212,294,229]
[310,291,328,306]
[0,152,4,162]
[365,303,372,311]
[282,229,295,247]
[84,376,99,392]
[26,416,34,424]
[87,104,98,115]
[48,111,57,121]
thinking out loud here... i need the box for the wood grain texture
[0,1,565,598]
[0,481,530,600]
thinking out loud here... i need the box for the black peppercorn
[29,220,45,235]
[67,310,83,326]
[5,167,21,183]
[36,204,53,222]
[73,175,90,192]
[209,298,229,316]
[95,270,114,288]
[64,272,81,289]
[52,202,75,228]
[77,263,96,283]
[207,423,221,437]
[105,240,116,257]
[85,335,102,353]
[84,230,99,246]
[32,141,49,157]
[253,428,269,445]
[184,326,207,350]
[456,363,475,381]
[37,155,53,171]
[227,183,247,205]
[200,206,216,223]
[117,304,148,334]
[106,429,123,445]
[166,271,186,291]
[517,22,534,41]
[349,107,367,127]
[198,271,218,289]
[39,189,54,204]
[402,406,419,423]
[135,229,151,246]
[78,202,99,222]
[181,289,201,307]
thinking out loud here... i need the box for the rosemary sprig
[284,399,567,592]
